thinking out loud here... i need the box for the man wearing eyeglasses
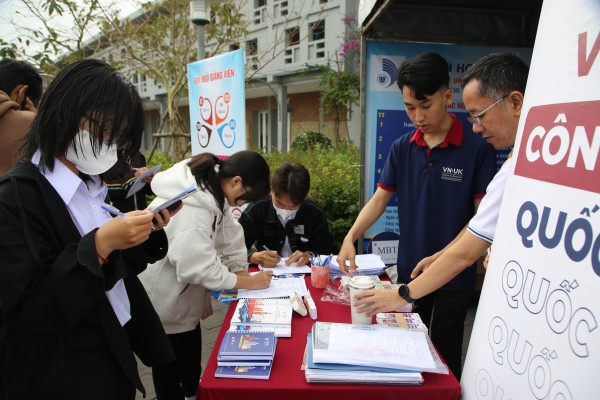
[350,52,529,376]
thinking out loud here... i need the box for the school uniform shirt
[33,152,132,326]
[140,159,248,335]
[0,159,173,399]
[378,114,497,290]
[468,157,515,243]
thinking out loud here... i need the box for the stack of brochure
[303,321,448,384]
[375,312,428,330]
[328,254,387,277]
[229,298,293,337]
[304,335,423,385]
[215,330,277,380]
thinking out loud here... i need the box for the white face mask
[274,205,298,221]
[65,129,118,175]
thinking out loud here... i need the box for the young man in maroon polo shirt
[338,52,497,379]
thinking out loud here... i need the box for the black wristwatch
[398,283,415,303]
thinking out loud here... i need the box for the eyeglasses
[467,96,507,126]
[85,114,112,138]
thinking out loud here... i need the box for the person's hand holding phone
[95,211,156,260]
[148,201,183,225]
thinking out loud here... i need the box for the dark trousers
[413,289,473,380]
[152,324,202,399]
[107,384,136,400]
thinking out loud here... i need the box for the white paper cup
[349,276,375,324]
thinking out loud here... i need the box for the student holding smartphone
[139,151,274,400]
[0,60,176,399]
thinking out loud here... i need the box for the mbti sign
[515,101,600,194]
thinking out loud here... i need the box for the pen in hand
[101,204,126,217]
[260,245,281,267]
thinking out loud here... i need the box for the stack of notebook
[215,330,277,380]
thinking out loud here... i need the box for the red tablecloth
[197,273,460,400]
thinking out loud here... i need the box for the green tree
[318,62,360,143]
[0,38,18,59]
[99,0,248,162]
[317,14,360,144]
[261,144,360,250]
[3,0,248,162]
[5,0,109,76]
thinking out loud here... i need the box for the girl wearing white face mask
[239,163,334,268]
[0,59,177,400]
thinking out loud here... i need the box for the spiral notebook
[229,298,293,337]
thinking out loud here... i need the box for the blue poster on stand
[364,41,532,239]
[188,49,246,157]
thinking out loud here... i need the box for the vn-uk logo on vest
[515,101,600,194]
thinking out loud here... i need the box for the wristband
[97,252,108,265]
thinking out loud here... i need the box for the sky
[0,0,138,58]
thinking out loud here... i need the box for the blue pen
[101,204,125,217]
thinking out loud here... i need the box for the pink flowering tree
[318,14,360,143]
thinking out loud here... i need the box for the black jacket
[103,152,154,212]
[0,161,174,399]
[239,198,334,257]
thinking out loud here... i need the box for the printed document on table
[237,276,308,299]
[126,164,161,198]
[258,257,312,275]
[312,322,438,372]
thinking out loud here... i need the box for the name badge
[294,225,305,234]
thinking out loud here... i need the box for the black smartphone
[151,200,182,224]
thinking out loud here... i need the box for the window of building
[255,0,266,7]
[246,39,258,55]
[285,27,300,47]
[258,111,270,151]
[309,20,325,41]
[274,0,288,16]
[229,43,240,51]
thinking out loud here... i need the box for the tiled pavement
[136,293,480,399]
[135,299,229,400]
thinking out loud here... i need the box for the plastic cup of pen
[310,263,330,289]
[349,276,375,325]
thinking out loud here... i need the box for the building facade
[236,0,360,152]
[96,0,360,155]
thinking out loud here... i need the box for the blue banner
[188,49,246,157]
